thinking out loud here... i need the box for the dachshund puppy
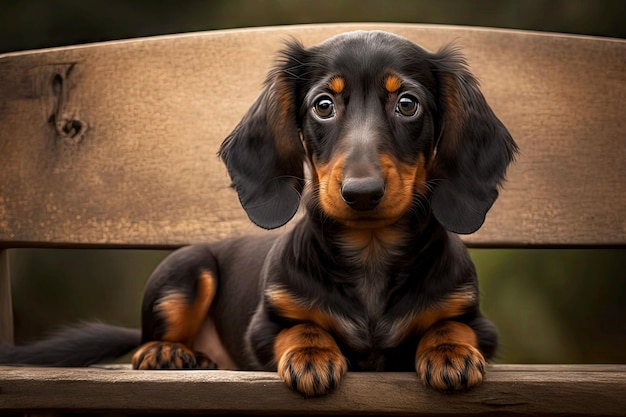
[0,31,517,397]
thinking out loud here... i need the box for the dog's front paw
[132,341,216,370]
[278,345,348,397]
[415,343,486,393]
[274,324,347,397]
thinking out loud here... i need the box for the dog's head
[219,31,517,234]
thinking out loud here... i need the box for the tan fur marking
[274,323,339,361]
[314,153,429,228]
[379,154,420,218]
[412,154,428,194]
[413,290,475,334]
[415,321,486,393]
[313,155,346,222]
[389,287,476,345]
[385,74,402,93]
[267,288,336,332]
[417,321,479,354]
[328,76,345,94]
[274,324,347,397]
[275,77,293,119]
[157,270,216,346]
[438,73,463,153]
[270,78,303,163]
[338,226,406,265]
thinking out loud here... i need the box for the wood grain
[1,24,625,249]
[0,364,624,415]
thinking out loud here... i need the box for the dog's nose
[341,177,385,211]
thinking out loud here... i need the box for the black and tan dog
[0,31,517,397]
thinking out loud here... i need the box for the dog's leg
[131,245,218,370]
[273,323,348,397]
[415,320,487,393]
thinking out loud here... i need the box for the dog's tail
[0,322,141,367]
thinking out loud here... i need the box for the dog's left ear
[218,41,307,229]
[429,45,518,234]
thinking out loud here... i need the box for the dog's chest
[336,227,406,311]
[332,230,410,354]
[348,262,389,321]
[347,278,393,347]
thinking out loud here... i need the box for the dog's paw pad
[278,347,347,397]
[416,343,486,393]
[132,341,216,370]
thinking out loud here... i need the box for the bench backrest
[1,23,624,251]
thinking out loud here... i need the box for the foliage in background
[1,0,624,53]
[474,250,626,363]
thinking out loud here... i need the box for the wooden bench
[1,23,625,416]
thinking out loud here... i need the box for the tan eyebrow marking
[385,74,402,93]
[328,76,345,94]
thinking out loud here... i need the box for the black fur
[429,44,517,234]
[0,323,139,366]
[0,31,516,396]
[218,45,308,229]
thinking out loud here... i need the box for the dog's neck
[303,200,438,259]
[334,224,408,269]
[304,205,437,269]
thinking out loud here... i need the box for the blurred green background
[2,0,625,364]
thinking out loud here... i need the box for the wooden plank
[0,365,624,415]
[1,24,625,248]
[0,250,12,344]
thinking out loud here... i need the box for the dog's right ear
[428,44,517,234]
[218,41,308,230]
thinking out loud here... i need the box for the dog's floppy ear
[429,45,518,234]
[219,41,307,229]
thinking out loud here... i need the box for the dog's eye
[313,96,335,119]
[396,94,419,117]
